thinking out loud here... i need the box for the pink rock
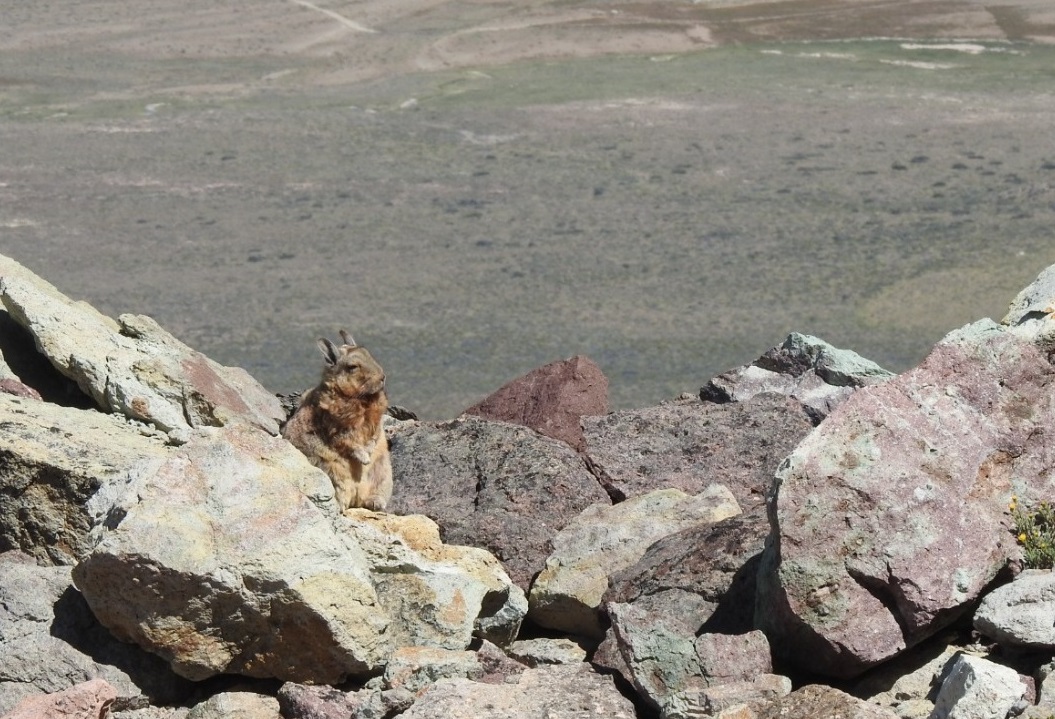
[759,321,1054,678]
[3,679,117,719]
[463,355,608,452]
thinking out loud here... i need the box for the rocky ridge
[3,250,1055,719]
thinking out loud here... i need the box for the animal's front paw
[362,497,388,512]
[353,448,373,464]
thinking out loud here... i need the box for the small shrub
[1009,496,1055,569]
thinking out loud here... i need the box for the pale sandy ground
[3,1,1055,417]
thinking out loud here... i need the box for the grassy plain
[2,1,1055,417]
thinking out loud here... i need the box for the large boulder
[0,254,284,436]
[527,486,741,638]
[701,332,895,418]
[0,393,168,566]
[581,393,817,508]
[757,319,1054,678]
[462,354,608,452]
[387,416,610,590]
[72,423,388,684]
[71,422,525,684]
[0,552,191,714]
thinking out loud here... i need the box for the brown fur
[282,331,393,511]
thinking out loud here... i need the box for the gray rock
[930,654,1027,719]
[397,663,637,719]
[604,599,708,712]
[462,354,608,452]
[1003,262,1055,349]
[0,253,284,436]
[528,486,741,638]
[854,639,961,718]
[757,320,1052,678]
[0,552,191,715]
[387,416,610,590]
[185,691,281,719]
[581,393,816,509]
[975,570,1055,650]
[506,638,587,667]
[72,423,390,684]
[114,708,190,719]
[0,393,168,566]
[702,332,895,417]
[382,646,483,693]
[664,674,792,719]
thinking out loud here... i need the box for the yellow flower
[1019,532,1028,543]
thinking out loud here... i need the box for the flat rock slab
[582,393,816,509]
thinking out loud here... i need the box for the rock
[2,679,117,719]
[0,254,284,436]
[974,570,1055,650]
[0,552,191,715]
[581,393,816,508]
[757,320,1053,678]
[0,378,41,400]
[664,674,792,719]
[506,638,587,667]
[462,355,608,452]
[0,393,168,566]
[397,663,637,719]
[603,597,777,715]
[755,684,900,719]
[276,683,413,719]
[605,508,771,636]
[694,631,773,684]
[528,486,741,638]
[853,639,961,718]
[475,640,530,684]
[701,332,895,417]
[1003,262,1055,349]
[72,423,390,684]
[112,708,188,719]
[277,684,362,719]
[381,647,483,693]
[387,416,610,590]
[341,510,527,649]
[185,691,281,719]
[930,654,1027,719]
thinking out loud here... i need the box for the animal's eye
[346,363,360,372]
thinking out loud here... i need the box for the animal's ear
[339,329,357,347]
[317,338,339,365]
